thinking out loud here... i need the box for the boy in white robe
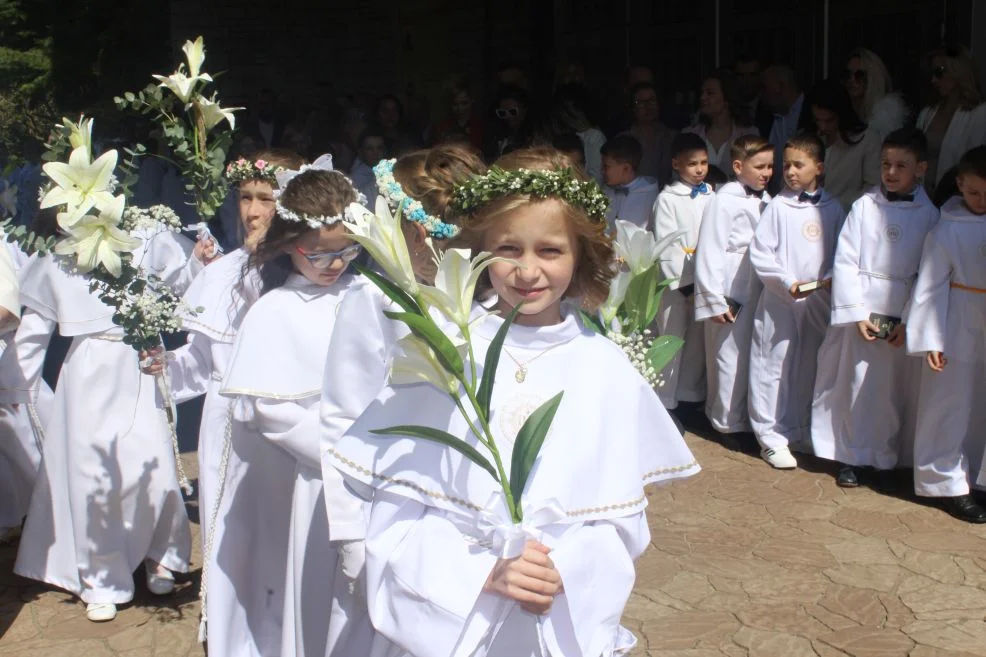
[907,146,986,523]
[811,128,939,488]
[749,134,845,469]
[602,134,660,230]
[652,132,713,409]
[695,135,774,433]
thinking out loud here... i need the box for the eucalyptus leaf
[370,425,499,482]
[508,391,564,521]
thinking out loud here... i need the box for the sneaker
[86,602,117,622]
[836,466,860,488]
[941,494,986,524]
[144,559,175,595]
[761,446,797,469]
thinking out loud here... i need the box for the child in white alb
[694,135,774,433]
[811,129,939,488]
[748,134,845,469]
[651,132,713,409]
[907,145,986,523]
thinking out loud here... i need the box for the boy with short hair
[907,145,986,522]
[652,132,714,409]
[602,134,660,230]
[695,134,774,433]
[749,134,845,469]
[812,128,939,487]
[350,125,388,205]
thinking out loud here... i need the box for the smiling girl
[327,146,699,657]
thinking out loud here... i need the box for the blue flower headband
[372,158,460,240]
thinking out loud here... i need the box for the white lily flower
[613,220,687,276]
[198,96,242,131]
[389,333,463,395]
[418,248,512,329]
[53,196,141,277]
[58,116,94,154]
[344,201,419,295]
[0,182,17,219]
[41,147,119,228]
[183,36,206,78]
[600,269,632,325]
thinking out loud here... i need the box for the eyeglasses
[495,107,520,119]
[843,68,867,82]
[633,97,659,107]
[932,64,948,79]
[294,244,362,269]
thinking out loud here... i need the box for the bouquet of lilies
[344,202,561,524]
[583,220,687,387]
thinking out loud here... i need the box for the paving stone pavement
[3,424,986,656]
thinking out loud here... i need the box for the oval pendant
[515,367,527,383]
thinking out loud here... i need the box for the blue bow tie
[798,191,821,205]
[690,182,709,198]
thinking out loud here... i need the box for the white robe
[748,189,844,451]
[328,310,700,657]
[694,181,769,432]
[652,181,712,408]
[167,247,260,550]
[604,177,660,231]
[221,273,369,657]
[811,187,939,469]
[905,198,986,496]
[0,244,53,531]
[0,225,197,604]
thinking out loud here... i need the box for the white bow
[475,496,568,559]
[274,153,334,190]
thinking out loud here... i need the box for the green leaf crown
[451,167,610,223]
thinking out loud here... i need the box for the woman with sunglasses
[214,161,369,657]
[917,46,986,191]
[486,85,537,160]
[843,48,909,141]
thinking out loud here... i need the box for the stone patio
[3,422,986,656]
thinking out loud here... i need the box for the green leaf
[370,425,499,482]
[384,310,465,378]
[646,335,684,374]
[477,304,522,420]
[622,265,662,331]
[509,391,564,520]
[578,309,606,335]
[352,263,422,314]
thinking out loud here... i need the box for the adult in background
[242,88,286,149]
[763,65,804,194]
[917,46,986,193]
[622,81,676,187]
[431,77,484,150]
[350,125,387,205]
[734,54,775,139]
[485,85,538,161]
[376,94,422,156]
[844,48,909,141]
[806,79,881,211]
[683,70,760,176]
[548,84,607,184]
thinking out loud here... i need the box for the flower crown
[451,166,610,223]
[373,158,460,240]
[225,157,284,185]
[274,154,368,228]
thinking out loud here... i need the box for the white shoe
[145,559,175,595]
[761,446,798,469]
[86,602,117,622]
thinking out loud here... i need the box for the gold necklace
[502,342,569,383]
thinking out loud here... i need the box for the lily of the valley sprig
[345,202,563,523]
[586,220,688,386]
[116,36,241,222]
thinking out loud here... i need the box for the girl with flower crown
[316,144,487,655]
[208,161,367,657]
[0,206,207,622]
[327,146,700,657]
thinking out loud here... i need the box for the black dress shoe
[836,466,859,488]
[941,495,986,524]
[870,468,898,492]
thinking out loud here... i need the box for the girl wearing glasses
[917,47,986,191]
[843,48,908,141]
[216,162,368,657]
